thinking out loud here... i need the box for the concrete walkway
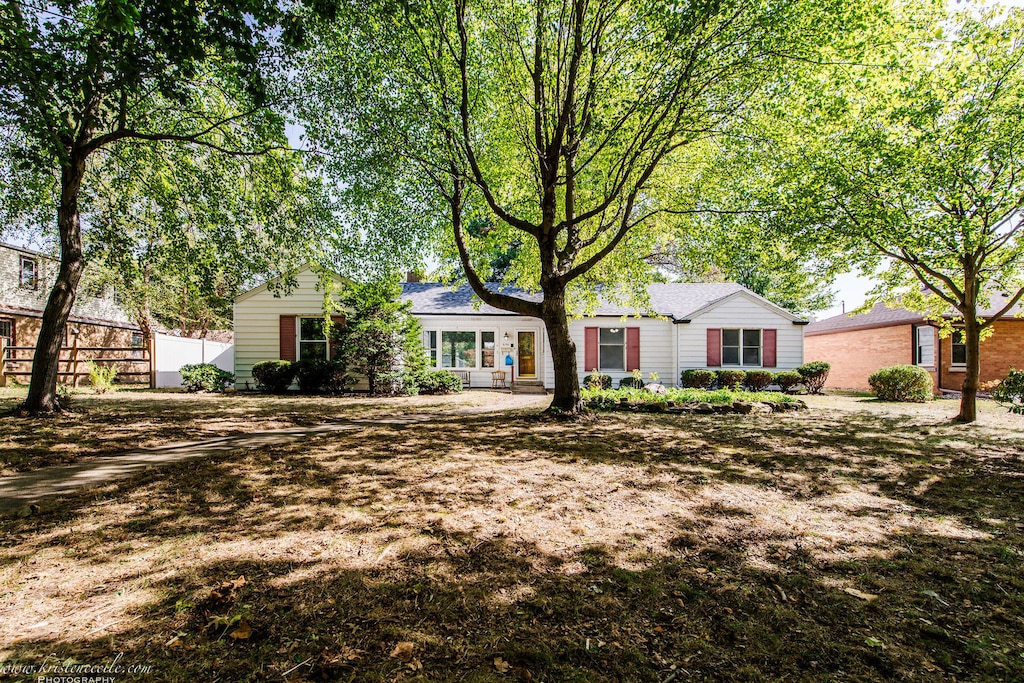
[0,398,545,513]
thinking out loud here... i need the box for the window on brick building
[951,327,966,366]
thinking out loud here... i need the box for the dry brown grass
[1,391,1023,682]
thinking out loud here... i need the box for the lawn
[1,390,1023,681]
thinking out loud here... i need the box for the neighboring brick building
[0,242,144,381]
[805,300,1024,392]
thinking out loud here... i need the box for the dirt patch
[0,394,1022,681]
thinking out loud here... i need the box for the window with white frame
[299,317,329,360]
[951,327,966,366]
[481,331,496,368]
[19,256,37,289]
[915,326,935,367]
[722,329,761,366]
[430,330,498,369]
[424,331,438,366]
[599,327,625,371]
[131,332,145,360]
[0,318,12,348]
[441,331,476,368]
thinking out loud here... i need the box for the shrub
[294,359,351,394]
[992,368,1024,414]
[619,376,644,389]
[584,372,612,389]
[743,370,773,391]
[773,371,803,393]
[796,361,830,394]
[868,365,933,402]
[680,369,716,389]
[716,369,746,390]
[252,360,297,393]
[180,363,234,392]
[416,370,464,395]
[86,361,117,393]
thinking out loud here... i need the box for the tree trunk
[957,315,981,423]
[541,287,583,413]
[23,157,89,413]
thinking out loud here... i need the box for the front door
[517,331,537,378]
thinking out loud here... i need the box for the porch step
[512,381,547,394]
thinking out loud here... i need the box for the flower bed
[582,386,805,414]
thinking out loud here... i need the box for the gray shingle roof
[806,295,1024,336]
[401,282,790,321]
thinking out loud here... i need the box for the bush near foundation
[180,363,234,392]
[797,361,830,394]
[743,370,773,391]
[416,370,464,395]
[681,369,716,389]
[992,368,1024,414]
[773,371,803,393]
[584,373,612,389]
[716,369,746,390]
[868,365,933,402]
[252,360,297,393]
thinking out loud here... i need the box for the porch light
[502,332,510,345]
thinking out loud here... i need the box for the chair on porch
[491,370,507,389]
[452,370,471,388]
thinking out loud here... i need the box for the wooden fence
[0,336,155,388]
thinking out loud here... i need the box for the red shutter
[584,327,599,372]
[280,315,296,361]
[763,329,777,367]
[626,327,641,372]
[706,328,721,367]
[329,315,345,359]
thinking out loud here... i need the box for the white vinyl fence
[154,333,234,389]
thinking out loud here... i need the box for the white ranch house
[233,269,808,390]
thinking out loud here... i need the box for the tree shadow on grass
[1,407,1022,681]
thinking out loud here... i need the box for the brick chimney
[406,271,422,283]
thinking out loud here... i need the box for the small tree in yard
[767,7,1024,423]
[335,281,427,395]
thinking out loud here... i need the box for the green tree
[334,281,427,395]
[765,6,1024,422]
[83,142,337,338]
[300,0,873,413]
[0,0,298,412]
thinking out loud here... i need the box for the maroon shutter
[762,329,777,367]
[280,315,296,361]
[329,315,345,359]
[706,328,722,367]
[584,327,599,372]
[626,327,641,372]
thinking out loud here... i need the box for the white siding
[678,293,805,379]
[233,269,338,387]
[562,317,677,388]
[420,314,546,389]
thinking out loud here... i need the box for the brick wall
[938,319,1024,391]
[805,324,913,390]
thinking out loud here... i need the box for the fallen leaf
[228,620,253,640]
[407,658,423,671]
[921,589,949,606]
[844,587,878,602]
[864,636,884,648]
[493,657,511,673]
[390,641,415,662]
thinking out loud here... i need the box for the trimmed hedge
[868,365,933,402]
[681,369,716,389]
[180,363,234,392]
[716,369,746,390]
[294,359,352,394]
[773,371,803,393]
[252,360,297,393]
[584,373,613,389]
[797,361,830,394]
[416,370,464,395]
[744,370,773,391]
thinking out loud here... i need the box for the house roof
[806,295,1024,336]
[402,282,804,322]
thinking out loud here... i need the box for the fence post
[70,334,81,387]
[149,334,157,389]
[0,338,6,388]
